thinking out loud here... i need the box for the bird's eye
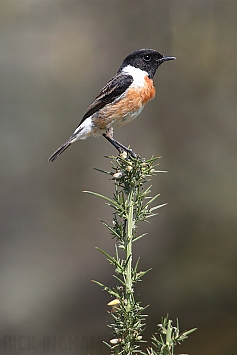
[143,54,151,62]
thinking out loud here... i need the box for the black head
[119,49,176,79]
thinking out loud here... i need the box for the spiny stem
[86,154,196,354]
[125,188,134,300]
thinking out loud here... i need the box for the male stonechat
[48,49,175,162]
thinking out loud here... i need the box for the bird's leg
[103,128,138,158]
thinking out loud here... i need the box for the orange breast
[93,77,156,130]
[142,76,156,103]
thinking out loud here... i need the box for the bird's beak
[160,56,176,63]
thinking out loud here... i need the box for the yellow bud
[113,171,123,179]
[107,299,120,306]
[110,338,121,344]
[120,151,127,159]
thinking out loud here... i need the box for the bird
[48,49,175,162]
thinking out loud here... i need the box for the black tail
[48,141,71,162]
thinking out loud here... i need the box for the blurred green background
[1,1,237,354]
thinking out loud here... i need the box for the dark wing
[78,73,133,126]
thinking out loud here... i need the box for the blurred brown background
[1,1,237,354]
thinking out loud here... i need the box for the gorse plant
[85,153,196,355]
